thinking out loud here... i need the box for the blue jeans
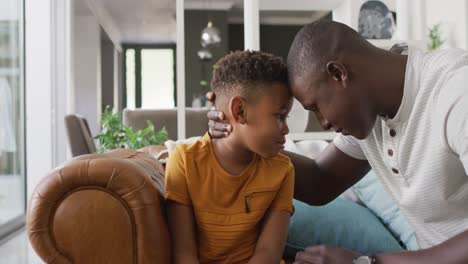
[284,199,403,260]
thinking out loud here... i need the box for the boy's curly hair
[211,50,289,98]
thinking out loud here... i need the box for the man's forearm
[282,144,370,206]
[376,230,468,264]
[282,150,336,205]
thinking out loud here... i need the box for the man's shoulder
[420,48,468,73]
[434,65,468,118]
[407,48,468,109]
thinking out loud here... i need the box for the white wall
[25,0,54,199]
[73,15,101,135]
[25,0,115,200]
[331,0,468,49]
[425,0,468,49]
[53,0,74,170]
[26,0,73,199]
[332,0,360,30]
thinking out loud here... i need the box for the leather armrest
[138,145,168,163]
[26,148,170,264]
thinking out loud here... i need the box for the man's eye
[309,105,318,112]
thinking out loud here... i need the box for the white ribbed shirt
[334,47,468,249]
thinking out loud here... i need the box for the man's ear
[229,96,247,124]
[326,61,348,87]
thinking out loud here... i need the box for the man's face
[291,71,376,140]
[242,83,293,158]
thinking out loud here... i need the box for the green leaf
[95,109,169,151]
[428,23,445,50]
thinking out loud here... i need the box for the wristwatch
[353,255,377,264]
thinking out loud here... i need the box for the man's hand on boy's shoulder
[206,91,233,138]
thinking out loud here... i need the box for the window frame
[122,43,177,109]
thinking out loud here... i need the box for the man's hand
[206,91,232,138]
[294,245,360,264]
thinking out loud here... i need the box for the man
[207,20,468,264]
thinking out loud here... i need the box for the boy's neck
[211,135,255,176]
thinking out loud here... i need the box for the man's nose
[316,112,332,130]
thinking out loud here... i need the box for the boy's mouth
[276,139,286,145]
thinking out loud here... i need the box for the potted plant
[428,23,445,50]
[94,107,168,153]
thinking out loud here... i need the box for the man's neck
[370,51,408,119]
[211,135,255,176]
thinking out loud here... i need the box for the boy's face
[240,83,293,158]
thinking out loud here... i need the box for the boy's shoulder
[172,133,211,157]
[257,152,294,174]
[248,152,293,191]
[267,152,293,166]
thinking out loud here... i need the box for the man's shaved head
[287,20,372,83]
[286,20,390,139]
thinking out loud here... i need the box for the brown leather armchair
[26,146,170,264]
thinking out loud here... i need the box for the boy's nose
[281,122,290,135]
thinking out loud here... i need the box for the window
[0,0,26,239]
[125,49,136,109]
[124,45,176,109]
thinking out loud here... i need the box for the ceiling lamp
[201,21,221,48]
[197,48,213,61]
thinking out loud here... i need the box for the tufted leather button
[392,168,399,174]
[390,129,397,137]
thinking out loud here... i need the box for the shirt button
[390,129,397,137]
[388,149,394,156]
[392,168,399,174]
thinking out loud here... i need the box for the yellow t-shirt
[165,133,294,264]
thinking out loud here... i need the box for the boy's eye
[276,113,289,121]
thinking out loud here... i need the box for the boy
[165,50,294,264]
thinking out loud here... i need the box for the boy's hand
[206,91,232,138]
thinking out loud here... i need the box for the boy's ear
[229,96,247,124]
